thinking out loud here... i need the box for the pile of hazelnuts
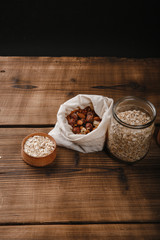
[66,106,102,134]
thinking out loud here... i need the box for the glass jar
[107,96,156,162]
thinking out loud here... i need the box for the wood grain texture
[0,57,160,125]
[0,128,160,224]
[0,57,160,238]
[0,224,160,240]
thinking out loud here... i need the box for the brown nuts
[86,123,93,131]
[68,118,76,127]
[67,106,102,134]
[77,113,85,119]
[72,126,81,134]
[94,116,101,121]
[70,112,78,120]
[86,114,94,123]
[77,119,84,125]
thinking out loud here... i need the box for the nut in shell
[67,106,102,134]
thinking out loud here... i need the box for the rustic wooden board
[0,224,160,240]
[0,128,160,224]
[0,57,160,238]
[0,57,160,125]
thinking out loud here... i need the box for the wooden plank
[0,224,160,240]
[0,128,160,224]
[0,57,160,125]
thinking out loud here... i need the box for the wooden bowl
[21,132,56,167]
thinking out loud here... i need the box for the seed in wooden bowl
[24,135,55,157]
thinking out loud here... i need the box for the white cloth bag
[49,94,113,153]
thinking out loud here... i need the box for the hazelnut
[68,118,76,127]
[86,123,93,131]
[77,119,84,125]
[77,113,85,119]
[70,112,78,120]
[94,116,101,121]
[72,126,80,134]
[86,115,94,123]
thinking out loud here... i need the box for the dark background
[0,0,160,57]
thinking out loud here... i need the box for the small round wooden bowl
[21,132,56,167]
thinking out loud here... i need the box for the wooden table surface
[0,57,160,239]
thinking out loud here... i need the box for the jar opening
[113,96,156,129]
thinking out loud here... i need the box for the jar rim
[113,96,157,129]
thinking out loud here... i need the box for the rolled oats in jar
[107,96,156,162]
